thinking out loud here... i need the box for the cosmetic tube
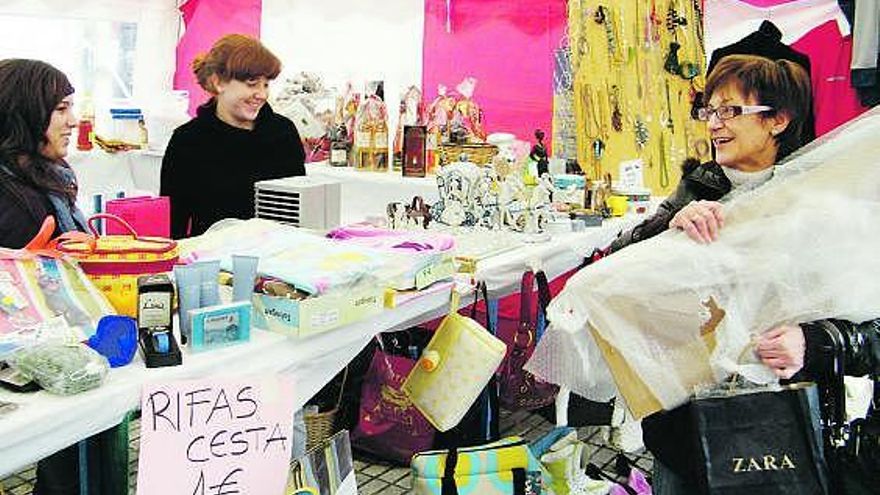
[173,264,201,345]
[196,260,221,307]
[232,255,259,303]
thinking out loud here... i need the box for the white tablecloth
[0,213,641,476]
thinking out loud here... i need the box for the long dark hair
[0,59,76,204]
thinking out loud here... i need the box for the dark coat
[0,163,60,248]
[160,100,306,239]
[607,160,880,480]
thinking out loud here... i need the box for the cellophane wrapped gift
[526,107,880,419]
[11,342,109,395]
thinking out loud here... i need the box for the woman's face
[214,76,270,130]
[707,84,789,172]
[39,95,76,161]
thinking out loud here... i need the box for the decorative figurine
[529,129,550,177]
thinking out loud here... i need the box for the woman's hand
[756,325,806,379]
[669,200,724,243]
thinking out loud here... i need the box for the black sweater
[160,100,305,238]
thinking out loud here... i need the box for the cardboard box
[252,286,384,337]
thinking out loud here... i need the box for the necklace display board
[568,0,710,194]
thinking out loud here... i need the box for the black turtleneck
[160,100,305,238]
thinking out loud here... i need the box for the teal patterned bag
[411,436,548,494]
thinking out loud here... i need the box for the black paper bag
[692,383,830,495]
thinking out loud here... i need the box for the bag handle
[819,322,849,443]
[535,270,552,340]
[87,213,138,238]
[441,447,526,495]
[518,271,535,326]
[466,281,494,335]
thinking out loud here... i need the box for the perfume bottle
[329,124,350,167]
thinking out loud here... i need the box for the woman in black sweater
[160,34,305,239]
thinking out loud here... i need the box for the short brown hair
[704,54,812,161]
[192,34,281,94]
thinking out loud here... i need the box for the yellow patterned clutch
[401,290,506,432]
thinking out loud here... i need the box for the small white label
[331,148,347,163]
[138,292,171,329]
[310,309,340,329]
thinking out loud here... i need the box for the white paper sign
[618,159,645,190]
[137,377,295,495]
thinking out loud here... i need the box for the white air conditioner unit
[254,176,341,230]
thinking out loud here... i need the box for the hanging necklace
[658,132,671,189]
[609,84,624,132]
[662,79,675,134]
[582,84,607,177]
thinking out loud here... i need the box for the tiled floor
[1,408,652,494]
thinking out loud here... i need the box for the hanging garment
[793,20,867,134]
[705,0,849,53]
[850,0,880,106]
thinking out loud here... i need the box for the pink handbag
[105,196,170,238]
[351,344,435,464]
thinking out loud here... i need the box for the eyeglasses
[696,105,774,122]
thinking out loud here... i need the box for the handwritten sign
[137,377,295,495]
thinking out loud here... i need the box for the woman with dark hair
[604,54,879,494]
[0,58,84,247]
[160,34,306,239]
[0,59,127,494]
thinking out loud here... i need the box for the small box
[252,286,383,337]
[189,301,252,353]
[402,126,427,178]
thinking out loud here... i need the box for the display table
[0,214,642,477]
[0,286,455,477]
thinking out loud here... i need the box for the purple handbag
[498,270,559,411]
[351,344,435,464]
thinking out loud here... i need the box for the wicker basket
[438,142,499,166]
[304,367,347,452]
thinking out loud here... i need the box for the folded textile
[179,219,392,295]
[328,224,456,290]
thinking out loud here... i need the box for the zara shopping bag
[691,383,830,495]
[402,287,506,432]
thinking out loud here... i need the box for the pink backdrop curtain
[422,0,567,147]
[174,0,263,115]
